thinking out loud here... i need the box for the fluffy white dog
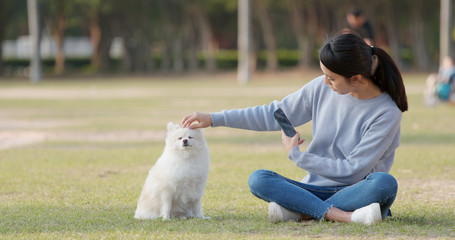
[134,122,210,220]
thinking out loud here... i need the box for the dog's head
[165,122,206,151]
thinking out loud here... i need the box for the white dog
[134,122,210,220]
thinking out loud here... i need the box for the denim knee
[366,172,398,196]
[248,169,273,197]
[248,169,269,188]
[367,172,397,187]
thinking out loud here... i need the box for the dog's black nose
[183,139,188,144]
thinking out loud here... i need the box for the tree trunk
[157,0,175,73]
[0,29,4,76]
[0,1,14,76]
[89,14,101,70]
[172,37,184,73]
[130,36,154,73]
[288,0,316,68]
[184,15,199,72]
[440,0,452,63]
[160,44,171,72]
[383,0,402,69]
[238,0,252,83]
[27,0,41,82]
[138,40,154,73]
[54,10,65,75]
[194,7,216,72]
[304,4,317,66]
[187,24,199,72]
[288,0,306,68]
[97,14,114,72]
[410,0,430,70]
[253,0,277,71]
[122,37,136,72]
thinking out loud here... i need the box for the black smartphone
[273,108,298,138]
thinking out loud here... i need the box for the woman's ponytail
[372,47,408,112]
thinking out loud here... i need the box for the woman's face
[320,61,353,95]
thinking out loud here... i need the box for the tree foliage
[0,0,451,75]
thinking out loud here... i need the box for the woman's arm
[181,76,323,131]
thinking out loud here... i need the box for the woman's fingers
[181,112,212,129]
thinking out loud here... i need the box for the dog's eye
[188,136,193,139]
[178,137,182,140]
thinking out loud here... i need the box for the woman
[181,33,407,225]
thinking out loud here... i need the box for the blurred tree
[287,0,317,68]
[1,0,452,75]
[253,0,277,71]
[409,0,430,70]
[440,0,453,63]
[157,0,184,73]
[94,2,115,72]
[0,0,18,75]
[41,0,73,75]
[382,0,402,68]
[110,0,157,73]
[155,0,220,73]
[189,1,217,72]
[238,0,251,83]
[73,0,105,71]
[27,0,41,82]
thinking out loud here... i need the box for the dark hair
[349,7,362,17]
[319,33,408,112]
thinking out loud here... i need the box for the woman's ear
[350,74,364,85]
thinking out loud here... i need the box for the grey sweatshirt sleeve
[210,79,315,131]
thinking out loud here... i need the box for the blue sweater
[211,75,402,187]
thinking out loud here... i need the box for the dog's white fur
[134,122,210,220]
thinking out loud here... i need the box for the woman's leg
[325,172,398,219]
[248,169,334,221]
[249,170,396,223]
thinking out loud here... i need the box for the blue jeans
[248,169,397,220]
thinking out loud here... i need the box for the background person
[344,7,374,46]
[424,56,455,107]
[182,33,408,225]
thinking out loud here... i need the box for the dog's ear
[167,122,180,131]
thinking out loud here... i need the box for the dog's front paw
[202,216,211,220]
[161,216,171,221]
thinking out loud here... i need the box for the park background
[1,0,454,77]
[1,0,454,239]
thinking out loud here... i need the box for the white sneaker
[351,203,382,225]
[268,202,301,223]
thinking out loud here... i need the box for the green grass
[1,72,454,239]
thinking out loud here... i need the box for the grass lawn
[0,71,454,239]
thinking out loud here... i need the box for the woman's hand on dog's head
[181,112,212,129]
